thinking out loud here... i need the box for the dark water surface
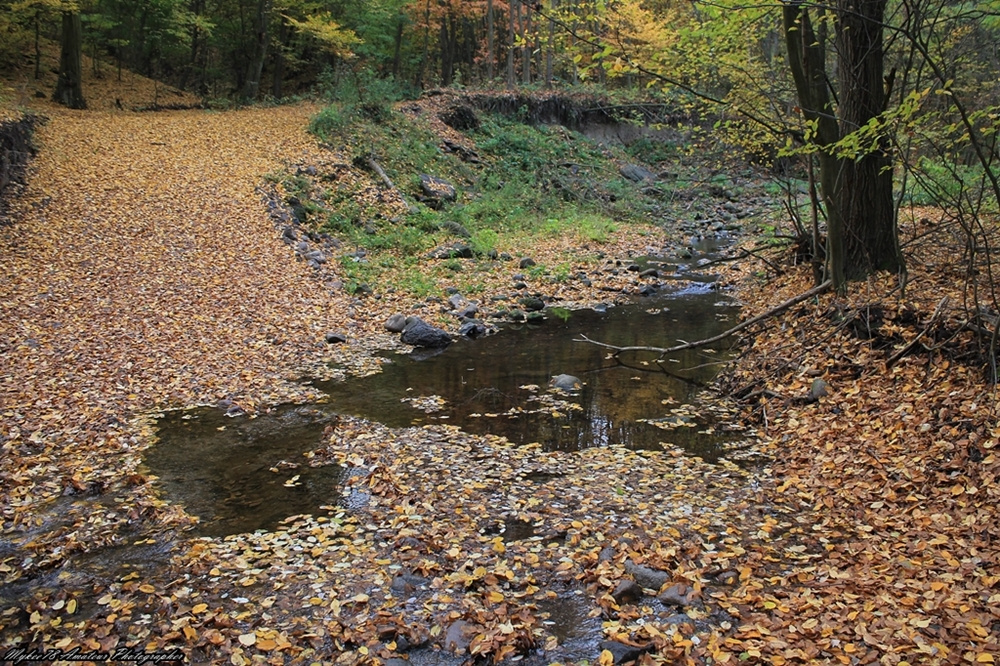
[315,285,739,453]
[148,283,741,536]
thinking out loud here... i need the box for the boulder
[440,220,471,238]
[519,256,537,269]
[620,164,657,183]
[440,104,481,131]
[400,317,452,348]
[419,174,457,208]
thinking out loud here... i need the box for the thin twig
[886,296,949,367]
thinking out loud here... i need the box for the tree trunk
[487,0,495,81]
[34,10,41,80]
[836,0,904,279]
[520,0,530,85]
[507,1,516,89]
[271,19,287,99]
[53,11,86,109]
[783,2,843,288]
[440,18,454,85]
[392,17,404,79]
[242,0,271,101]
[545,0,556,89]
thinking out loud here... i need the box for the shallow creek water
[147,278,741,537]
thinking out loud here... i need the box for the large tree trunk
[242,0,271,101]
[270,19,287,99]
[53,11,86,109]
[836,0,904,280]
[783,2,842,287]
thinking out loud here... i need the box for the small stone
[325,332,347,344]
[638,284,659,297]
[810,378,829,401]
[444,620,477,654]
[549,374,582,391]
[518,257,536,269]
[657,582,698,608]
[455,304,479,319]
[519,296,545,312]
[611,580,643,604]
[385,313,407,333]
[599,640,647,664]
[459,320,487,338]
[624,560,670,591]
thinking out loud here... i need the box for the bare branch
[576,280,833,356]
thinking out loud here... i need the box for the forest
[3,0,1000,292]
[1,0,1000,664]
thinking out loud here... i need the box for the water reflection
[315,286,739,457]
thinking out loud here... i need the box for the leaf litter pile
[0,95,998,666]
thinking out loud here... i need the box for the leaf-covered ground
[1,92,998,666]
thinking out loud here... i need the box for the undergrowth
[295,90,759,296]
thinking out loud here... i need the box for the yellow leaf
[182,625,197,640]
[599,649,615,666]
[257,638,277,651]
[139,584,156,594]
[487,591,504,603]
[191,603,208,614]
[66,599,77,614]
[976,655,994,663]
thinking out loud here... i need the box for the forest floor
[1,72,999,666]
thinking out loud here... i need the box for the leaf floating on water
[283,474,301,488]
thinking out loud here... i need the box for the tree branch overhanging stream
[575,280,833,357]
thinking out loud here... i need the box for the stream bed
[147,279,743,537]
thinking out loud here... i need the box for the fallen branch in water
[575,279,833,357]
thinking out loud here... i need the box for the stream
[147,259,743,537]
